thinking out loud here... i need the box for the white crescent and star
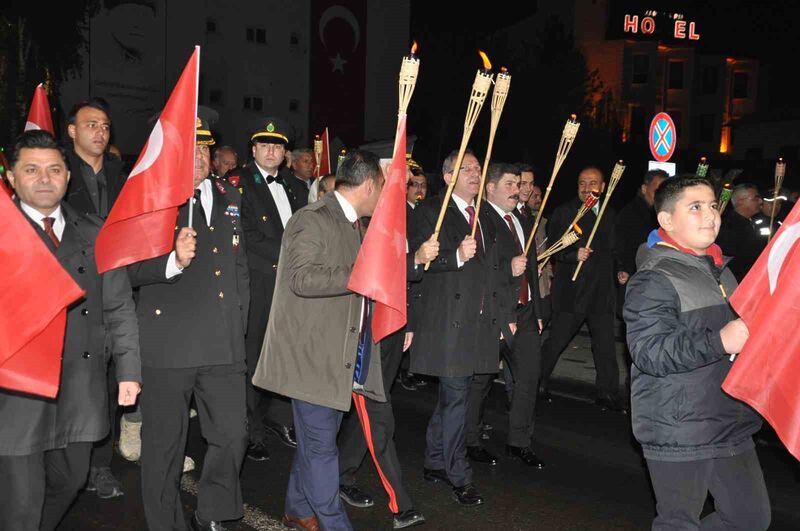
[319,6,360,74]
[128,119,164,179]
[767,222,800,294]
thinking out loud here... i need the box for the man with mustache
[409,149,514,506]
[465,163,546,468]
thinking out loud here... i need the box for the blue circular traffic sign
[649,112,677,162]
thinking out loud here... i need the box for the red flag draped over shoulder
[24,83,55,135]
[347,117,408,342]
[95,47,199,273]
[0,192,85,398]
[722,199,800,460]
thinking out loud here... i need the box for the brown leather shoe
[282,514,320,531]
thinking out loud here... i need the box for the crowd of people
[1,96,793,531]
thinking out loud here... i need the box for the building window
[246,28,254,41]
[702,66,718,94]
[669,111,682,139]
[243,96,263,111]
[209,90,223,105]
[256,28,266,43]
[290,32,300,46]
[733,72,748,99]
[698,114,715,143]
[668,60,684,90]
[632,54,649,84]
[206,19,217,33]
[629,105,647,142]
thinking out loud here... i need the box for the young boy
[623,176,770,530]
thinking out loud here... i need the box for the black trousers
[424,375,472,488]
[91,356,118,469]
[245,271,292,445]
[141,362,248,531]
[466,304,542,447]
[338,329,413,513]
[645,448,770,530]
[541,311,619,397]
[0,441,92,531]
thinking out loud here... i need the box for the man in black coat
[130,121,250,531]
[716,183,766,282]
[229,117,303,460]
[540,167,625,411]
[409,149,515,507]
[615,169,668,282]
[0,130,140,531]
[64,98,132,496]
[464,163,546,469]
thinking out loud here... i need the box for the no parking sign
[649,112,676,162]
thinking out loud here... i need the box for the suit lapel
[249,164,284,234]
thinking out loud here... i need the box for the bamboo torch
[471,66,511,237]
[538,224,582,263]
[537,191,597,270]
[313,134,322,177]
[769,158,786,242]
[572,161,625,281]
[424,50,494,270]
[398,42,420,121]
[718,182,733,215]
[524,115,581,255]
[696,156,709,178]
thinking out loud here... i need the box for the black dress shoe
[452,484,483,506]
[190,512,227,531]
[505,445,545,469]
[595,394,629,414]
[466,445,498,466]
[422,467,451,486]
[246,441,270,461]
[266,423,298,448]
[339,484,374,508]
[393,509,426,529]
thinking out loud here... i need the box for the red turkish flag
[0,149,12,197]
[347,116,408,342]
[95,47,199,273]
[24,83,55,135]
[314,127,332,178]
[722,199,800,460]
[0,192,85,398]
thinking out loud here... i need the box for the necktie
[193,188,207,226]
[266,174,284,185]
[522,204,532,219]
[465,205,484,254]
[504,214,529,305]
[42,217,60,248]
[352,218,372,385]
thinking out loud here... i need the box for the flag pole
[187,46,201,230]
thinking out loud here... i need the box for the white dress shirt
[451,193,483,268]
[166,179,214,278]
[255,162,293,228]
[20,202,65,241]
[488,201,531,299]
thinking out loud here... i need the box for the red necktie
[465,205,484,255]
[42,217,60,249]
[504,214,529,305]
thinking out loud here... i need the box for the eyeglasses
[460,165,481,173]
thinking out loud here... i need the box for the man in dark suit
[0,130,140,531]
[464,163,545,468]
[230,117,302,460]
[64,98,131,497]
[253,150,387,531]
[540,166,625,411]
[408,149,515,506]
[130,120,250,531]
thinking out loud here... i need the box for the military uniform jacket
[0,202,140,456]
[548,198,618,315]
[252,193,385,412]
[408,194,514,378]
[235,162,304,276]
[129,178,250,369]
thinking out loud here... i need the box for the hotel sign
[623,10,700,41]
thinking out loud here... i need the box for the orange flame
[500,66,508,73]
[723,182,732,190]
[569,113,577,122]
[411,41,418,55]
[315,134,320,141]
[572,223,583,235]
[700,156,707,164]
[617,159,624,165]
[478,50,492,71]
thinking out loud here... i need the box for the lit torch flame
[411,41,418,56]
[572,223,583,235]
[478,50,492,71]
[500,66,508,74]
